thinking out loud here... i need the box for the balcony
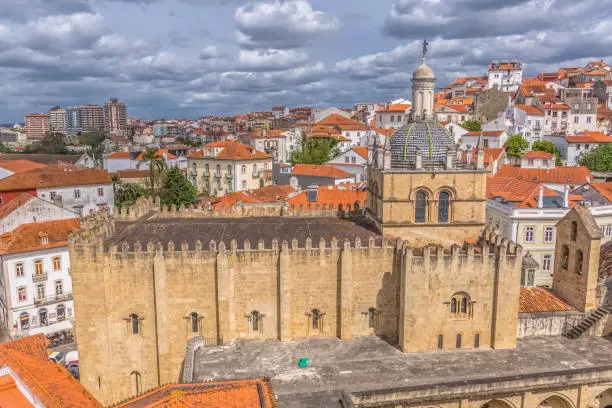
[204,169,210,177]
[225,172,233,180]
[34,292,73,306]
[32,272,48,282]
[252,171,260,179]
[214,172,221,179]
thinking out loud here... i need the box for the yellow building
[186,140,272,197]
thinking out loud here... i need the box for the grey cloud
[0,0,93,21]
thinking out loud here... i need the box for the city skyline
[1,0,611,122]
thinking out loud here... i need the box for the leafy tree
[460,119,481,132]
[79,129,107,167]
[115,182,149,207]
[159,167,196,207]
[579,144,612,172]
[136,147,167,202]
[0,142,12,153]
[506,133,530,157]
[532,140,562,165]
[176,137,202,148]
[24,132,68,154]
[289,138,340,165]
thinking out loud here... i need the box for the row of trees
[114,147,196,209]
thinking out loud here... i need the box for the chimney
[537,185,544,208]
[563,184,570,208]
[466,146,473,165]
[476,148,485,170]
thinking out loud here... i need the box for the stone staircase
[564,305,612,339]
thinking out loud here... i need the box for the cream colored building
[187,140,272,197]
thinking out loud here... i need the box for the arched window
[450,298,457,313]
[415,190,427,223]
[368,308,376,329]
[227,165,232,175]
[131,371,142,396]
[562,245,569,269]
[130,314,139,334]
[251,311,260,331]
[461,297,468,314]
[191,312,199,333]
[438,191,450,223]
[20,312,29,330]
[57,304,66,322]
[252,164,257,174]
[242,165,247,174]
[575,250,583,274]
[571,221,578,241]
[39,308,48,326]
[241,180,247,190]
[312,309,320,329]
[205,163,209,174]
[216,164,221,175]
[191,162,196,173]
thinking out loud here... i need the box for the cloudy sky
[1,0,612,122]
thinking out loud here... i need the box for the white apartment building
[0,219,78,338]
[375,104,411,129]
[49,109,67,134]
[239,129,293,163]
[520,151,556,170]
[326,146,368,182]
[566,131,612,166]
[0,194,78,234]
[540,103,570,136]
[0,167,114,216]
[487,61,523,92]
[559,88,598,135]
[514,105,544,145]
[104,149,187,173]
[461,130,508,148]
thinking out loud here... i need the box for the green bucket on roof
[298,357,309,367]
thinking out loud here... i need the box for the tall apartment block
[24,113,50,140]
[80,104,105,132]
[66,107,83,136]
[104,98,127,136]
[49,108,67,134]
[488,61,523,93]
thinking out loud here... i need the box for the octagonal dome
[387,122,455,168]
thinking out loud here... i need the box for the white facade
[514,106,544,145]
[313,107,350,123]
[104,154,187,173]
[375,108,410,129]
[326,148,368,182]
[461,131,508,148]
[36,183,114,216]
[520,156,555,169]
[0,197,78,234]
[567,111,598,135]
[1,247,74,337]
[340,128,371,148]
[566,139,612,166]
[487,62,523,92]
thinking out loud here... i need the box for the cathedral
[66,57,609,408]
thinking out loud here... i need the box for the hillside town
[1,52,612,408]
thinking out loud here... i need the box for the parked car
[63,350,78,367]
[48,351,65,364]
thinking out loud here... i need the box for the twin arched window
[414,190,452,224]
[450,293,471,317]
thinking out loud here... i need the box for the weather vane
[422,39,429,64]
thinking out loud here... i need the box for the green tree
[579,144,612,172]
[136,148,167,202]
[115,182,149,207]
[289,138,340,165]
[79,129,107,167]
[0,142,12,153]
[532,140,562,165]
[506,133,530,157]
[24,132,68,154]
[159,167,196,207]
[460,119,481,132]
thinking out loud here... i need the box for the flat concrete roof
[111,216,382,249]
[190,336,612,408]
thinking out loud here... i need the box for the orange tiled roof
[373,128,396,137]
[566,131,612,143]
[540,102,570,110]
[116,169,150,179]
[291,164,352,179]
[315,114,368,131]
[522,151,555,159]
[375,104,411,113]
[0,167,112,192]
[216,141,271,160]
[289,185,366,209]
[0,159,46,173]
[0,375,33,407]
[0,218,80,255]
[107,152,132,159]
[519,287,575,313]
[464,131,505,137]
[495,164,592,185]
[135,149,177,161]
[591,182,612,201]
[0,334,102,408]
[352,146,368,160]
[515,105,544,115]
[486,176,577,208]
[462,147,505,166]
[212,185,296,209]
[113,378,275,408]
[0,193,35,219]
[446,105,472,113]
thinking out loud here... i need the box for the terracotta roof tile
[135,149,177,161]
[462,148,505,166]
[212,185,296,209]
[375,104,411,113]
[289,185,366,209]
[0,160,46,173]
[116,169,150,179]
[0,335,102,408]
[315,114,365,128]
[0,218,80,255]
[107,152,132,159]
[540,103,570,110]
[519,287,575,313]
[0,193,35,219]
[291,164,352,179]
[113,378,276,408]
[373,128,396,137]
[522,151,555,159]
[566,131,612,143]
[495,165,592,185]
[515,105,544,115]
[352,146,368,160]
[216,141,271,160]
[464,131,504,137]
[591,182,612,201]
[0,167,112,191]
[446,105,472,113]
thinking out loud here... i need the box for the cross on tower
[422,39,429,64]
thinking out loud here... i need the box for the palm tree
[137,148,167,203]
